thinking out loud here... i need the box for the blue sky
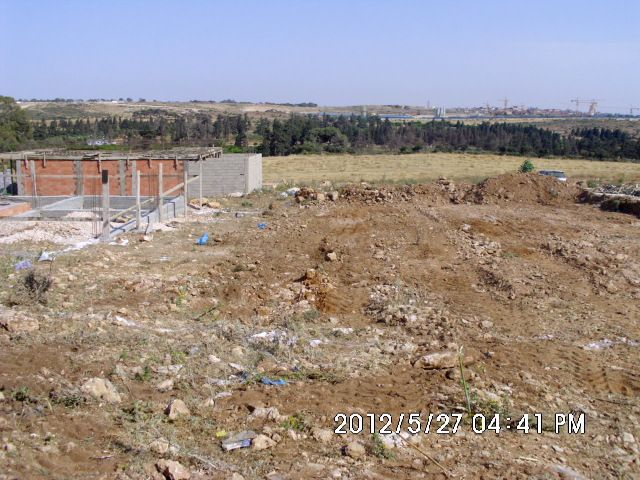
[0,0,638,111]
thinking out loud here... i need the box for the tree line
[1,96,639,160]
[258,115,640,160]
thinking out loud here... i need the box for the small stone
[325,252,338,262]
[81,378,122,403]
[622,432,635,444]
[0,307,39,334]
[413,351,458,369]
[149,437,170,454]
[165,399,191,420]
[311,428,333,443]
[64,441,77,453]
[156,379,174,392]
[252,434,276,450]
[230,474,245,480]
[445,368,460,380]
[3,443,17,453]
[480,320,494,329]
[328,191,339,201]
[208,354,221,363]
[156,459,190,480]
[231,346,244,357]
[344,441,365,459]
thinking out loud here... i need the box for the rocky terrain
[0,173,639,480]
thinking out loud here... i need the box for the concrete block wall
[187,153,262,198]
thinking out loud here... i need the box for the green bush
[519,159,535,173]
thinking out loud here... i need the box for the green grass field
[263,153,640,185]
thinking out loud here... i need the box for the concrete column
[158,163,164,223]
[101,170,110,242]
[74,159,84,195]
[119,159,126,196]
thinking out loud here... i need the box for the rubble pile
[294,187,339,203]
[340,184,416,203]
[467,173,580,205]
[365,284,455,341]
[595,184,640,197]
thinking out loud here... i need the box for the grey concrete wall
[187,153,262,198]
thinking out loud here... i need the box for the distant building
[86,139,116,146]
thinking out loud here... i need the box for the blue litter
[15,259,33,271]
[258,223,267,230]
[197,233,209,245]
[261,376,286,386]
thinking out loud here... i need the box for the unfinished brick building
[7,148,222,197]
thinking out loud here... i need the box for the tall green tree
[0,96,32,151]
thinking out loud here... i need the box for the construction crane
[587,99,601,116]
[570,98,581,111]
[498,97,509,109]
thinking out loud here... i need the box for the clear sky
[1,0,638,112]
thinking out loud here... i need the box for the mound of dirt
[467,173,580,205]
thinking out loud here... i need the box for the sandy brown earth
[0,174,639,480]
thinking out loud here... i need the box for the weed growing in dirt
[50,390,84,408]
[458,348,473,415]
[170,350,187,364]
[302,308,320,321]
[280,412,310,432]
[121,400,154,423]
[135,366,153,382]
[8,269,53,305]
[11,386,31,402]
[370,433,396,460]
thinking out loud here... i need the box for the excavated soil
[0,174,638,480]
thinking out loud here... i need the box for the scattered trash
[309,339,324,347]
[215,430,228,438]
[197,233,209,245]
[221,430,257,451]
[584,337,639,350]
[14,259,33,271]
[38,251,54,262]
[279,192,288,198]
[258,222,267,230]
[228,362,245,373]
[140,234,153,242]
[214,391,233,399]
[248,330,298,347]
[113,315,139,328]
[109,238,129,246]
[260,376,287,386]
[286,187,300,196]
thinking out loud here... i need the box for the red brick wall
[22,158,184,196]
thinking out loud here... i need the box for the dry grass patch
[263,152,640,185]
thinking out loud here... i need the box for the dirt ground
[1,174,639,480]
